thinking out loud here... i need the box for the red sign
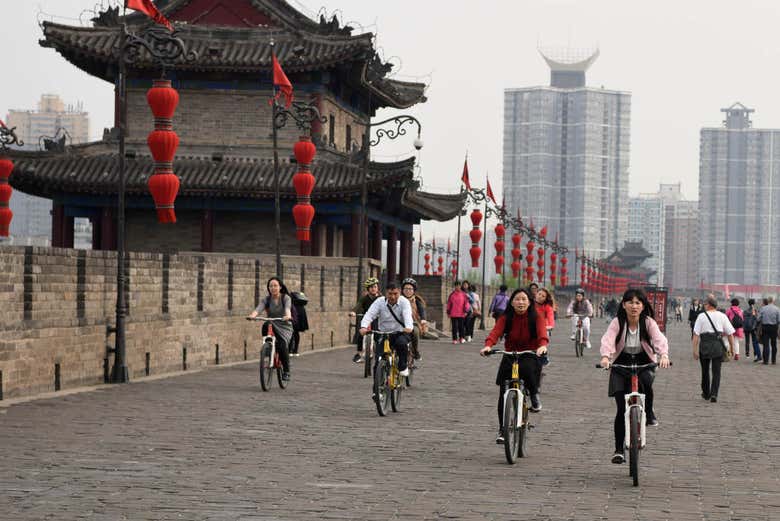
[644,286,668,333]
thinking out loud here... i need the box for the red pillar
[399,230,410,281]
[371,220,383,261]
[201,209,214,252]
[386,225,398,285]
[100,207,116,251]
[52,204,64,247]
[349,213,360,257]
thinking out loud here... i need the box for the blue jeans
[745,329,761,359]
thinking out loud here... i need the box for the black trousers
[761,324,778,364]
[451,317,465,340]
[465,314,477,337]
[745,329,760,358]
[496,355,541,427]
[290,330,300,354]
[375,332,410,371]
[700,356,722,399]
[261,323,290,373]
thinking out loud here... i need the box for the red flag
[461,158,471,191]
[0,119,6,128]
[486,178,497,204]
[125,0,173,31]
[270,53,293,108]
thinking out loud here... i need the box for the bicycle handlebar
[486,349,539,357]
[371,330,404,336]
[246,317,288,322]
[595,361,670,370]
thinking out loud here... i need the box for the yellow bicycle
[372,331,403,416]
[487,349,534,463]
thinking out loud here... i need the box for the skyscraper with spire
[502,48,631,257]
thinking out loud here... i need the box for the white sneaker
[465,336,472,342]
[586,341,592,349]
[570,334,576,341]
[399,368,410,377]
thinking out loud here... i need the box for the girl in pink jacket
[725,298,744,360]
[446,282,470,344]
[599,289,671,464]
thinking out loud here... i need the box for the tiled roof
[8,142,463,221]
[7,143,413,200]
[38,0,427,109]
[401,189,465,222]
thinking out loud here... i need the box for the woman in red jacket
[447,280,471,344]
[481,289,548,443]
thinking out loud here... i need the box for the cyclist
[350,277,381,363]
[480,288,549,443]
[360,283,414,377]
[247,277,294,381]
[599,288,670,464]
[567,288,594,348]
[401,277,427,361]
[534,287,555,368]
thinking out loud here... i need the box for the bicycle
[573,315,588,357]
[371,330,404,416]
[247,317,289,392]
[354,313,374,378]
[596,360,658,487]
[486,349,536,464]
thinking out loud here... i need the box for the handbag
[700,311,730,361]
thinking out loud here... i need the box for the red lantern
[469,246,482,267]
[494,255,504,274]
[469,209,483,268]
[292,135,317,241]
[424,252,431,275]
[146,79,180,223]
[437,255,444,275]
[511,233,521,278]
[0,157,13,236]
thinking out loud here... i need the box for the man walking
[743,298,761,361]
[758,296,780,365]
[692,296,735,403]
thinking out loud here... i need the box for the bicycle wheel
[629,406,641,486]
[405,359,414,387]
[503,391,520,464]
[518,392,529,458]
[363,336,372,378]
[276,365,288,389]
[259,344,273,392]
[578,341,585,358]
[373,359,390,416]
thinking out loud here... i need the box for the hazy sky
[3,0,780,243]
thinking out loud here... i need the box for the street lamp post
[109,23,196,383]
[269,98,326,275]
[355,115,423,298]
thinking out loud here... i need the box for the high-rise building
[664,199,699,290]
[503,48,631,258]
[699,103,778,286]
[627,195,665,284]
[5,95,90,246]
[6,94,89,148]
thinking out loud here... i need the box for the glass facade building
[699,103,780,285]
[502,50,631,257]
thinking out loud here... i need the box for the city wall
[0,246,382,400]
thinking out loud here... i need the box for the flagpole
[416,233,421,276]
[479,197,488,331]
[455,191,462,281]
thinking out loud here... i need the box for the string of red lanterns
[510,233,522,278]
[292,136,317,241]
[469,209,483,268]
[146,79,180,224]
[493,223,505,275]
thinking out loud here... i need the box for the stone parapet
[0,246,379,400]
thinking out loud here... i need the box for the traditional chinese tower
[9,0,463,281]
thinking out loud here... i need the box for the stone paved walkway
[1,319,779,520]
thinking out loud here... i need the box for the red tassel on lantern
[0,157,13,236]
[292,135,317,241]
[146,79,180,223]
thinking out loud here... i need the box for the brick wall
[0,246,380,400]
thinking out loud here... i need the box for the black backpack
[729,310,744,330]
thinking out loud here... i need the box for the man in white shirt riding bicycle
[567,288,594,349]
[360,283,414,377]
